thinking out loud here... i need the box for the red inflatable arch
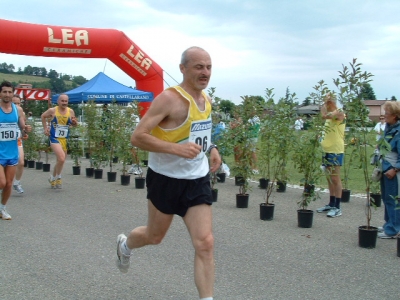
[0,19,164,116]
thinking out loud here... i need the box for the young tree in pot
[115,104,140,186]
[69,126,82,175]
[82,101,98,172]
[229,98,258,208]
[270,98,296,192]
[258,88,275,189]
[292,116,323,228]
[208,87,231,182]
[23,119,39,167]
[333,58,378,248]
[102,101,120,182]
[88,105,108,180]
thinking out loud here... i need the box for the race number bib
[55,125,69,138]
[188,119,212,160]
[0,123,19,141]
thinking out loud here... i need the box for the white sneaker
[327,207,342,218]
[13,184,24,194]
[116,234,131,273]
[252,169,259,175]
[0,208,12,220]
[128,164,143,175]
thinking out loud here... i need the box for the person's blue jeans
[380,174,400,236]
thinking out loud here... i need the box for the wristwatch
[394,168,400,173]
[207,144,218,154]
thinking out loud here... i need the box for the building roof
[364,100,387,106]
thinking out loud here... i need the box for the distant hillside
[0,73,74,89]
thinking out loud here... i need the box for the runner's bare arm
[69,108,78,126]
[41,107,55,136]
[17,106,30,136]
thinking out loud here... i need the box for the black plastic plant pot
[86,167,94,178]
[72,165,81,175]
[370,193,382,207]
[297,209,314,228]
[358,225,378,249]
[107,171,117,182]
[211,189,218,202]
[259,178,269,189]
[397,237,400,258]
[27,160,35,168]
[276,181,286,192]
[121,174,131,186]
[135,177,145,189]
[236,194,249,208]
[235,176,244,186]
[342,189,351,203]
[35,161,43,170]
[94,169,103,179]
[42,163,51,172]
[216,173,226,183]
[260,203,275,220]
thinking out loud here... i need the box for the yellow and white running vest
[149,86,212,179]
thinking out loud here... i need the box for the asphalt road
[1,154,399,300]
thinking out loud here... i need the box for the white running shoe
[0,208,12,220]
[327,207,342,218]
[128,164,143,175]
[13,184,24,194]
[116,234,131,273]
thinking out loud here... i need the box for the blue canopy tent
[51,72,153,157]
[51,72,154,104]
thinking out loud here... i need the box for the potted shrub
[292,120,323,228]
[69,126,82,175]
[334,58,378,248]
[270,99,296,192]
[103,101,120,182]
[82,101,97,177]
[210,171,218,202]
[229,98,257,208]
[369,181,381,208]
[116,104,140,186]
[42,137,51,172]
[23,119,39,168]
[208,87,231,183]
[258,88,275,189]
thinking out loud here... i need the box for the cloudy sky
[1,0,399,104]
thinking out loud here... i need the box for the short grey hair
[180,46,206,66]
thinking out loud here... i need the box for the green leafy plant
[23,119,40,161]
[115,103,140,176]
[292,118,323,209]
[229,96,263,195]
[258,88,275,181]
[333,58,374,228]
[68,126,82,166]
[103,101,121,172]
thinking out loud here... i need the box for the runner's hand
[180,142,202,159]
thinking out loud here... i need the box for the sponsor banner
[14,88,51,100]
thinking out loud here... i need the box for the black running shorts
[146,167,212,217]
